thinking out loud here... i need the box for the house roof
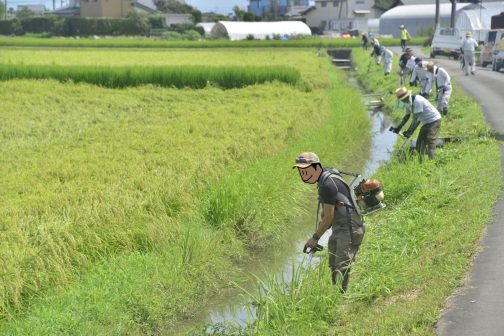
[399,0,450,5]
[50,6,80,16]
[381,3,471,20]
[134,0,159,13]
[283,5,311,18]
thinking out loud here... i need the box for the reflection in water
[202,109,399,332]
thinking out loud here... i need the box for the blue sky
[186,0,249,14]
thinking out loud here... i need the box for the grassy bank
[0,50,370,334]
[0,36,426,49]
[0,64,300,89]
[210,48,502,335]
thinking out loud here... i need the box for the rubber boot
[331,268,339,286]
[442,108,448,116]
[341,270,351,293]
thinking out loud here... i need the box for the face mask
[394,96,412,112]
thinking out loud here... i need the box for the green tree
[16,6,35,18]
[0,0,5,19]
[232,6,246,20]
[191,8,201,23]
[243,12,255,22]
[154,0,192,13]
[126,11,149,35]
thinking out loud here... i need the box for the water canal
[171,50,400,335]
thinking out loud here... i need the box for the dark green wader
[416,119,441,159]
[328,210,364,293]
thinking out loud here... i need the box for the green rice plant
[0,48,330,89]
[0,36,427,49]
[0,53,370,334]
[0,64,300,89]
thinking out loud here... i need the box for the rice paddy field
[0,43,501,336]
[0,47,372,334]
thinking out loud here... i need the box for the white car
[431,27,464,60]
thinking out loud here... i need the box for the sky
[185,0,249,14]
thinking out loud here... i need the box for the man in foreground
[390,87,442,160]
[294,152,365,293]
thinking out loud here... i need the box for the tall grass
[0,48,370,334]
[0,64,300,88]
[0,36,427,49]
[217,48,502,335]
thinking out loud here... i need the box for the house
[305,0,384,34]
[165,13,193,26]
[80,0,159,18]
[248,0,310,18]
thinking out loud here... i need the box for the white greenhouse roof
[457,2,504,30]
[196,23,216,35]
[210,21,312,41]
[381,3,471,20]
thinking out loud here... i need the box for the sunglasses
[295,157,310,164]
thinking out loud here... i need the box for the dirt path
[391,46,504,336]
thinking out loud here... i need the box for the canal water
[171,53,400,335]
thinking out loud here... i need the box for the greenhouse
[456,3,504,41]
[210,21,312,41]
[196,23,216,36]
[379,3,471,37]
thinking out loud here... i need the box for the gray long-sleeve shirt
[425,66,451,94]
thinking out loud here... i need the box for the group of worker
[296,25,483,294]
[296,25,464,294]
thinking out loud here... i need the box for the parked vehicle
[490,12,504,72]
[491,30,504,72]
[431,27,464,59]
[481,30,496,67]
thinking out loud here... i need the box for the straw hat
[395,87,412,100]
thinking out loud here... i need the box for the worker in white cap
[399,25,411,52]
[390,87,442,159]
[410,57,430,97]
[425,62,452,116]
[381,47,394,76]
[460,31,479,76]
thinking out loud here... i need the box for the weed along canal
[173,49,400,335]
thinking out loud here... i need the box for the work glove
[389,126,400,134]
[402,131,412,138]
[409,81,417,87]
[304,237,318,250]
[303,242,323,254]
[420,92,429,98]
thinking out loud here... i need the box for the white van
[431,27,464,60]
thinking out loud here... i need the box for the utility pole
[435,0,440,31]
[450,0,456,28]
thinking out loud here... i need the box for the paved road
[391,47,504,336]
